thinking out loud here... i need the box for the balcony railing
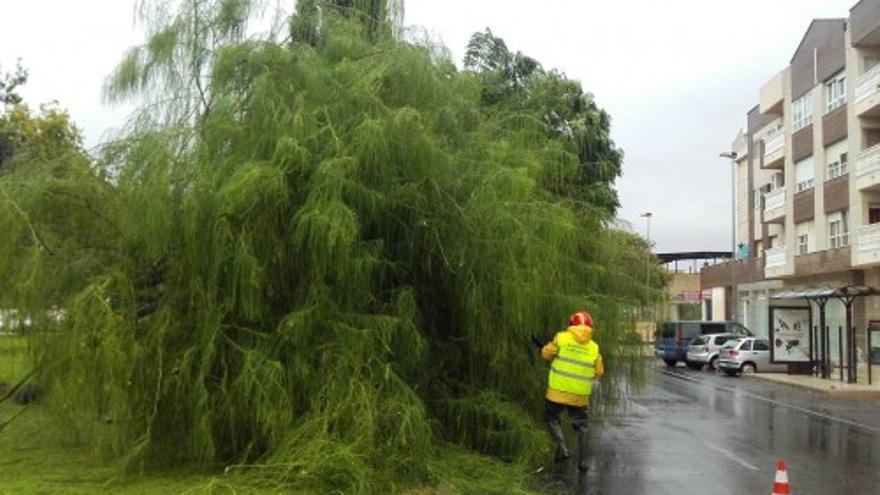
[764,131,784,157]
[855,63,880,104]
[856,144,880,190]
[763,188,785,214]
[858,223,880,254]
[765,246,786,269]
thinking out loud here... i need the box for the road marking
[658,368,880,434]
[704,441,759,471]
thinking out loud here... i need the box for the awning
[771,285,880,301]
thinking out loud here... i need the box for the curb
[744,373,880,398]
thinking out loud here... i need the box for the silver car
[717,337,787,376]
[685,333,740,370]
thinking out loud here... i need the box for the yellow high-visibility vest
[547,332,598,397]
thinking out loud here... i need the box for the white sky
[0,0,859,252]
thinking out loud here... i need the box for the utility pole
[719,151,738,322]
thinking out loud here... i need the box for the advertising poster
[770,307,812,363]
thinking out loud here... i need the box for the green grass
[0,402,266,494]
[0,336,30,385]
[0,402,551,494]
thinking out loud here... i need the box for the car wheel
[708,356,718,370]
[663,359,678,367]
[741,363,756,375]
[722,370,738,376]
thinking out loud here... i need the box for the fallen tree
[0,0,661,492]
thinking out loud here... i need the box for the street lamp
[641,212,652,287]
[719,151,737,322]
[641,212,653,324]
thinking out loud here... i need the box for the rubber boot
[547,419,570,463]
[577,430,589,471]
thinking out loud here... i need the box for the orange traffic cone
[772,460,791,495]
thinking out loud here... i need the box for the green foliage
[464,29,624,215]
[0,0,659,492]
[0,336,29,384]
[0,103,84,171]
[0,61,28,107]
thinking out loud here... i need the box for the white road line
[658,368,880,434]
[704,441,759,471]
[738,390,880,434]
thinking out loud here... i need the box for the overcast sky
[0,0,859,252]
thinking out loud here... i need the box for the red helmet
[569,310,592,327]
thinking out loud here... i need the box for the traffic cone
[772,460,790,495]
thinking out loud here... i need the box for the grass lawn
[0,402,248,494]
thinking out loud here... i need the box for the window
[701,323,725,335]
[829,210,849,249]
[798,234,809,255]
[826,140,848,181]
[792,92,813,132]
[754,340,770,351]
[722,339,741,349]
[753,189,763,209]
[871,204,880,225]
[771,173,784,190]
[825,73,846,113]
[795,157,815,192]
[796,220,812,254]
[739,339,752,351]
[827,152,848,180]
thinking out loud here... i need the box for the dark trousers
[544,399,589,432]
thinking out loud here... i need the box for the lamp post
[719,151,738,322]
[641,212,653,323]
[641,212,652,287]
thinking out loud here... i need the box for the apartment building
[702,1,880,365]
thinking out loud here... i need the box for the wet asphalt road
[546,363,880,495]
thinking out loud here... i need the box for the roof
[772,286,880,300]
[789,18,846,64]
[656,251,732,263]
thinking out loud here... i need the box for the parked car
[685,333,741,370]
[655,320,751,367]
[717,337,787,376]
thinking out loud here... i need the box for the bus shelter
[771,285,879,384]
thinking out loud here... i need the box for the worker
[541,310,604,471]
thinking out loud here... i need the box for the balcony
[854,64,880,117]
[760,71,784,116]
[764,246,789,278]
[850,0,880,47]
[763,188,786,223]
[856,223,880,266]
[763,131,785,169]
[855,144,880,191]
[699,257,765,289]
[794,246,851,276]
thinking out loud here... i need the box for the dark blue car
[654,320,751,367]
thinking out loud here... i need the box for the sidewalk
[746,366,880,397]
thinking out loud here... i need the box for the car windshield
[721,339,742,349]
